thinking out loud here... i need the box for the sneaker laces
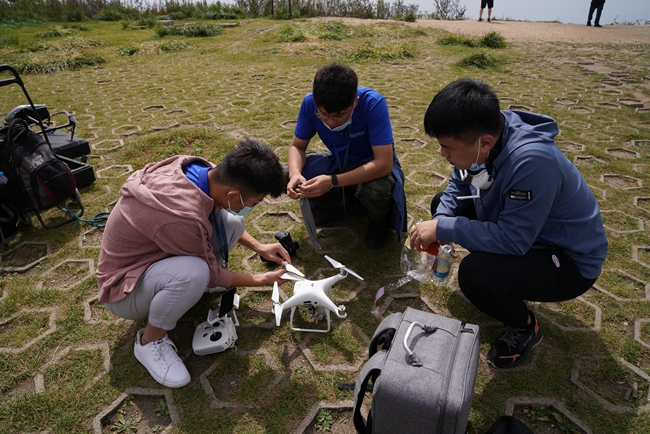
[150,337,180,368]
[497,326,525,352]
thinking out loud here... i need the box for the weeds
[155,399,169,417]
[457,52,501,69]
[479,30,507,48]
[315,409,334,432]
[155,23,224,37]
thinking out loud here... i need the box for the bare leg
[141,322,167,345]
[478,8,484,21]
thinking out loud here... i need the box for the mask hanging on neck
[458,137,494,198]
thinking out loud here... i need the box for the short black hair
[424,78,503,144]
[214,138,284,198]
[312,63,358,113]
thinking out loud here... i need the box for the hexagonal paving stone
[593,269,649,301]
[596,102,621,109]
[574,155,605,167]
[79,227,103,249]
[35,259,95,291]
[508,104,532,112]
[236,287,277,329]
[142,104,165,112]
[313,227,359,254]
[0,307,58,354]
[558,141,585,152]
[617,98,644,108]
[151,121,179,131]
[298,322,369,372]
[605,147,640,159]
[281,120,297,129]
[91,139,125,152]
[400,152,434,168]
[599,210,644,234]
[92,387,179,434]
[555,97,578,105]
[632,139,650,149]
[601,174,642,190]
[505,396,592,434]
[34,343,112,393]
[634,197,650,214]
[374,292,440,318]
[533,297,601,332]
[406,170,447,188]
[293,400,355,434]
[253,211,301,234]
[96,165,134,178]
[83,295,127,325]
[632,246,650,269]
[568,104,597,114]
[0,241,51,273]
[199,349,284,409]
[587,184,606,201]
[634,319,650,351]
[571,357,650,414]
[398,137,427,149]
[111,124,141,136]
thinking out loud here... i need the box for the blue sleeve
[365,95,394,146]
[294,94,316,142]
[437,155,563,255]
[433,169,473,218]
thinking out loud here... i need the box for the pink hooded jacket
[96,155,233,304]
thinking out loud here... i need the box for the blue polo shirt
[184,161,211,195]
[294,87,396,167]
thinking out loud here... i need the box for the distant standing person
[587,0,605,27]
[478,0,493,22]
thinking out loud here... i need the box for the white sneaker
[134,329,191,388]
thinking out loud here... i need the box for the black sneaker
[365,219,389,250]
[594,24,602,27]
[313,198,359,227]
[586,22,592,26]
[487,18,491,22]
[486,310,544,369]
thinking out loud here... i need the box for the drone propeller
[324,255,364,281]
[284,262,304,277]
[280,272,306,281]
[272,282,282,326]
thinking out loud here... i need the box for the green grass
[0,17,649,434]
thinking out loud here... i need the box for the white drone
[271,256,364,333]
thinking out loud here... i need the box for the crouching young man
[97,139,290,387]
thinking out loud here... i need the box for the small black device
[260,230,299,263]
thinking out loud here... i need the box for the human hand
[287,174,306,199]
[297,175,330,199]
[258,243,291,265]
[409,220,438,251]
[257,268,289,286]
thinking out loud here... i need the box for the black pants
[430,193,596,328]
[588,1,604,25]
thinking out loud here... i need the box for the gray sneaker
[134,329,190,388]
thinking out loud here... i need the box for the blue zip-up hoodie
[434,111,607,279]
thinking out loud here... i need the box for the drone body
[272,256,363,333]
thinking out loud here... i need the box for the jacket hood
[120,155,215,221]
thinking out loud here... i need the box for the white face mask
[227,194,257,216]
[459,137,493,191]
[320,107,354,132]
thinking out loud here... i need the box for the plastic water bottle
[432,244,453,285]
[0,171,7,185]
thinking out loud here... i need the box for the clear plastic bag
[400,245,434,283]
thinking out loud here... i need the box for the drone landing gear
[289,304,346,333]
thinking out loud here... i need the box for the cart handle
[0,64,24,89]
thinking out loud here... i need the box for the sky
[416,0,649,25]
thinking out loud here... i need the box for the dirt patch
[305,408,356,434]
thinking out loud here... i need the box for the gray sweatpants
[104,209,245,330]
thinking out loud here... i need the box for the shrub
[437,33,477,47]
[457,52,501,69]
[275,25,307,42]
[156,23,224,37]
[479,31,506,48]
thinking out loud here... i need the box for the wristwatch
[329,174,339,191]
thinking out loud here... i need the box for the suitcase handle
[403,321,438,366]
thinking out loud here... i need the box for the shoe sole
[134,346,191,388]
[486,331,544,370]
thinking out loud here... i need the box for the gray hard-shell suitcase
[353,307,480,434]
